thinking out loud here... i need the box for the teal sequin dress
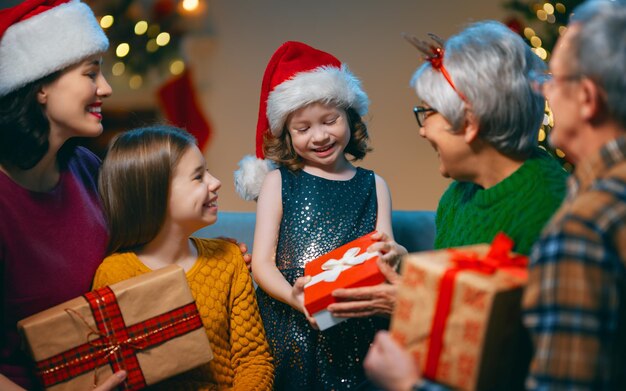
[256,166,387,390]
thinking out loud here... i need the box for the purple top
[0,147,108,389]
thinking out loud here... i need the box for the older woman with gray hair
[331,20,566,315]
[332,20,569,390]
[409,20,567,255]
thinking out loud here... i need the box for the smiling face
[38,53,112,143]
[286,102,351,172]
[167,145,221,233]
[418,105,473,180]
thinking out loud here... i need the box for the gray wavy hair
[411,20,547,159]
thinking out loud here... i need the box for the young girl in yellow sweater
[93,125,273,390]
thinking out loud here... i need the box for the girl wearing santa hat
[234,41,406,390]
[0,1,125,389]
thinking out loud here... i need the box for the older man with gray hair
[523,0,626,389]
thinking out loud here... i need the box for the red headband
[403,33,468,103]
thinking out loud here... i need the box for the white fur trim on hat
[234,155,277,201]
[266,64,369,136]
[0,0,109,97]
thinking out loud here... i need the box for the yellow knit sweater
[92,238,274,390]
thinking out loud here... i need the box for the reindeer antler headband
[403,32,468,103]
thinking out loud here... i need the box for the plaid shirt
[523,135,626,390]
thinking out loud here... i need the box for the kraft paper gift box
[17,265,213,391]
[390,233,528,391]
[304,231,386,331]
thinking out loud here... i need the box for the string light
[111,62,125,76]
[504,0,577,169]
[115,43,130,58]
[533,47,548,60]
[146,39,159,53]
[100,15,113,29]
[530,36,542,47]
[156,32,171,46]
[129,75,143,90]
[538,128,547,142]
[543,3,555,14]
[182,0,200,11]
[170,60,185,75]
[524,27,536,39]
[537,9,548,21]
[97,2,200,94]
[134,21,148,35]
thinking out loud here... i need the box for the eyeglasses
[413,106,437,127]
[529,71,582,95]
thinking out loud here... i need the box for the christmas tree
[504,0,584,171]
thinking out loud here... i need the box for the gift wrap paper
[18,265,213,390]
[391,244,528,391]
[304,231,385,330]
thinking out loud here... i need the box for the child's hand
[367,231,407,268]
[292,276,319,330]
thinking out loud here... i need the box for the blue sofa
[194,210,436,253]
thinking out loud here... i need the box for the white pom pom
[234,155,277,201]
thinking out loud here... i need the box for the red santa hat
[0,0,109,97]
[234,41,369,201]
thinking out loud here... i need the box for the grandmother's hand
[328,259,401,318]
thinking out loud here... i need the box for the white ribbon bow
[305,247,379,288]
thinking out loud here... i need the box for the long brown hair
[98,125,196,255]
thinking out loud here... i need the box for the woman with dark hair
[0,1,124,389]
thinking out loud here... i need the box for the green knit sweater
[434,149,568,255]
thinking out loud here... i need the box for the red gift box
[390,233,528,391]
[304,232,386,330]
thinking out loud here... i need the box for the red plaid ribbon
[35,286,204,390]
[423,233,527,380]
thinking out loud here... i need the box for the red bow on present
[447,232,528,273]
[424,233,528,380]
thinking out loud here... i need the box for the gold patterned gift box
[390,234,529,391]
[17,265,213,390]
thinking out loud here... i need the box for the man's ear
[463,109,480,143]
[578,78,602,121]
